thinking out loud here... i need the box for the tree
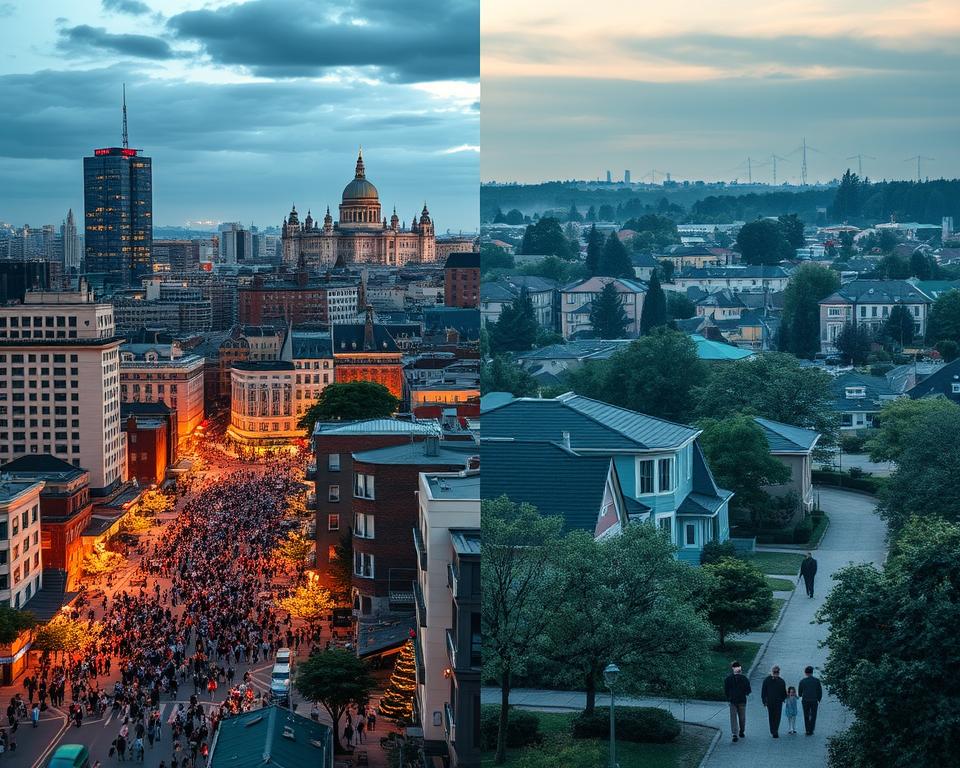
[698,416,791,525]
[519,255,585,284]
[658,259,674,283]
[504,208,525,226]
[702,558,774,648]
[32,615,102,656]
[279,580,335,625]
[928,290,960,345]
[865,397,959,463]
[488,289,539,353]
[881,304,915,349]
[736,219,792,265]
[937,339,959,362]
[136,490,173,517]
[585,205,597,222]
[781,264,840,358]
[585,224,603,275]
[481,356,540,397]
[910,250,934,280]
[520,217,575,260]
[566,202,582,222]
[639,271,667,334]
[778,213,806,249]
[817,517,960,768]
[378,639,417,724]
[877,403,960,535]
[589,283,629,339]
[329,530,353,598]
[481,243,515,273]
[598,204,615,221]
[695,353,837,458]
[597,232,634,278]
[835,322,873,365]
[120,512,153,534]
[829,169,863,222]
[275,531,313,567]
[83,544,124,578]
[877,253,910,279]
[879,228,899,253]
[666,291,695,321]
[298,382,398,434]
[294,650,375,753]
[482,497,564,765]
[621,214,679,249]
[568,329,708,423]
[0,606,36,644]
[540,525,713,714]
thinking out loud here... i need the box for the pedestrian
[356,717,365,743]
[30,703,39,728]
[723,661,751,742]
[797,666,823,735]
[798,552,818,598]
[343,719,354,748]
[367,711,375,732]
[760,665,788,738]
[784,686,799,734]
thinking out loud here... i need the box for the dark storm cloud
[58,24,174,60]
[166,0,479,82]
[101,0,152,16]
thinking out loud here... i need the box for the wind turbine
[904,155,935,182]
[846,153,876,177]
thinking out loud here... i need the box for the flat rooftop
[426,472,480,500]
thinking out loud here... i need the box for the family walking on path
[725,663,823,741]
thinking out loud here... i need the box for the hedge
[571,707,680,744]
[480,706,543,751]
[813,469,884,495]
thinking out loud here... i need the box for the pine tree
[598,232,634,278]
[590,282,629,339]
[378,639,417,723]
[585,225,603,275]
[640,271,667,334]
[489,289,539,353]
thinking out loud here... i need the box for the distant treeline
[481,177,960,227]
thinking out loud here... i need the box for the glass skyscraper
[83,146,152,286]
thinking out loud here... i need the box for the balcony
[446,628,457,669]
[412,526,427,571]
[413,580,427,628]
[447,562,459,598]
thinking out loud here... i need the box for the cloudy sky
[482,0,960,185]
[0,0,479,231]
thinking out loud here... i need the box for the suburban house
[695,289,748,320]
[658,245,729,271]
[671,266,791,294]
[630,252,661,281]
[830,372,901,430]
[907,358,960,404]
[679,310,777,351]
[479,276,558,330]
[818,280,932,354]
[560,276,647,339]
[480,393,733,564]
[753,417,820,515]
[515,339,632,385]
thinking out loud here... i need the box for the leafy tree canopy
[736,219,794,265]
[781,264,840,359]
[835,321,873,365]
[298,382,398,435]
[520,217,576,260]
[703,557,774,648]
[481,356,540,397]
[295,650,376,752]
[0,606,36,644]
[928,290,960,345]
[597,232,635,278]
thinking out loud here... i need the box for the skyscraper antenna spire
[122,83,128,149]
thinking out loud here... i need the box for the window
[685,523,697,547]
[658,458,674,493]
[638,460,654,494]
[952,383,960,394]
[657,516,672,538]
[354,551,374,578]
[354,473,375,499]
[845,386,866,399]
[328,484,340,502]
[354,512,375,539]
[327,514,340,531]
[840,413,853,427]
[328,453,341,471]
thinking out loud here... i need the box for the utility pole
[846,153,876,177]
[905,155,935,182]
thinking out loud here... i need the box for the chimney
[424,436,440,457]
[363,305,375,349]
[561,431,571,450]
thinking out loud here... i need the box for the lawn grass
[480,711,715,768]
[746,551,805,576]
[691,640,763,701]
[756,597,786,632]
[765,576,795,592]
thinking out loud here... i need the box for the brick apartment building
[443,252,480,309]
[125,413,170,486]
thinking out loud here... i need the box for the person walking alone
[760,665,788,738]
[724,661,751,742]
[798,666,823,735]
[799,552,818,598]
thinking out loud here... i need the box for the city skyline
[0,0,480,231]
[482,0,960,185]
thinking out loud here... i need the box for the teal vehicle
[48,745,91,768]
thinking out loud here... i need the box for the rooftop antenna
[905,155,935,182]
[846,153,876,177]
[122,83,128,149]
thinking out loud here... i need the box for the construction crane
[846,153,876,177]
[905,155,935,182]
[769,154,788,185]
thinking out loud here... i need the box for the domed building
[281,150,437,268]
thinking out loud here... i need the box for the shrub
[479,706,543,751]
[700,539,738,565]
[571,707,680,744]
[847,466,868,479]
[793,516,814,544]
[840,432,870,453]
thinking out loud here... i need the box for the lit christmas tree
[379,639,416,723]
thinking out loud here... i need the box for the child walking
[785,686,799,734]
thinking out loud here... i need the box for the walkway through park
[481,487,887,767]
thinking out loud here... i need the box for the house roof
[424,307,480,338]
[830,372,898,413]
[291,332,332,359]
[821,279,932,306]
[313,418,441,437]
[480,392,515,413]
[696,289,746,309]
[352,441,476,466]
[443,251,479,269]
[631,252,660,267]
[210,706,332,768]
[910,279,960,301]
[0,454,85,476]
[562,276,647,293]
[517,339,632,363]
[689,334,754,361]
[677,266,790,279]
[753,417,820,453]
[121,401,175,415]
[481,393,698,450]
[330,323,399,353]
[907,358,960,401]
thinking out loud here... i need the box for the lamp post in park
[604,662,621,768]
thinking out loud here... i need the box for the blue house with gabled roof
[481,393,733,563]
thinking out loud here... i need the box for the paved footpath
[481,487,887,767]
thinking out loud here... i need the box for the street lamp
[604,663,620,768]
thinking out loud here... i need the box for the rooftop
[450,528,481,556]
[353,440,476,467]
[0,477,43,505]
[426,471,480,500]
[822,279,932,305]
[0,454,86,481]
[209,705,333,768]
[313,417,441,438]
[753,417,820,453]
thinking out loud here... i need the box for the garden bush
[480,706,543,751]
[840,431,871,454]
[700,539,738,565]
[571,707,680,744]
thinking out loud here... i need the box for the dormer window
[845,386,866,399]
